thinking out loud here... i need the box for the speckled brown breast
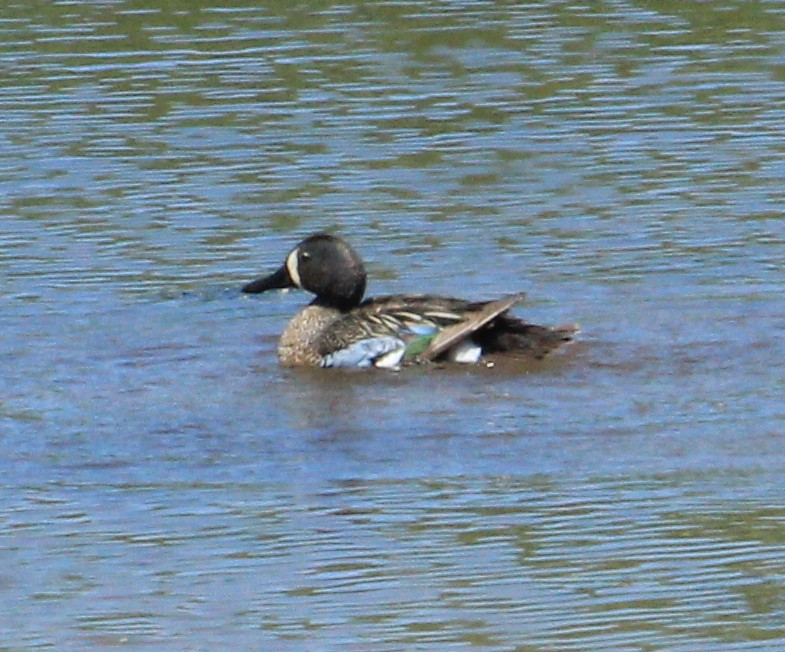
[277,305,343,367]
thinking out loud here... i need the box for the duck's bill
[242,265,293,294]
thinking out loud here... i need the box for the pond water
[2,1,785,649]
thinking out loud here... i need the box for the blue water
[3,1,785,649]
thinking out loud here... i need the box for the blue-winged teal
[242,234,578,368]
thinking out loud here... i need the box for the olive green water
[2,1,785,649]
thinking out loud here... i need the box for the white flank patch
[285,249,302,288]
[447,340,482,364]
[374,347,406,370]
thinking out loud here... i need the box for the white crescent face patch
[285,248,302,288]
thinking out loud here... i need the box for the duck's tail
[477,317,579,359]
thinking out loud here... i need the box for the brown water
[2,1,785,649]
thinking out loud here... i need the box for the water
[2,1,785,649]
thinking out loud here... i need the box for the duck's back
[316,295,472,356]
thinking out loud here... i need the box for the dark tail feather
[477,317,579,359]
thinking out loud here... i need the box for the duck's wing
[316,294,479,363]
[366,293,576,362]
[318,293,525,363]
[418,293,524,362]
[317,292,570,368]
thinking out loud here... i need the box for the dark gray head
[242,233,367,310]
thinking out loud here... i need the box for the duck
[242,233,578,369]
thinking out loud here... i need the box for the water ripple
[3,1,785,649]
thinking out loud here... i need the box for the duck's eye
[300,251,311,261]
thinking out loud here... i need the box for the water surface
[2,1,785,649]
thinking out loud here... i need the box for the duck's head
[242,233,367,310]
